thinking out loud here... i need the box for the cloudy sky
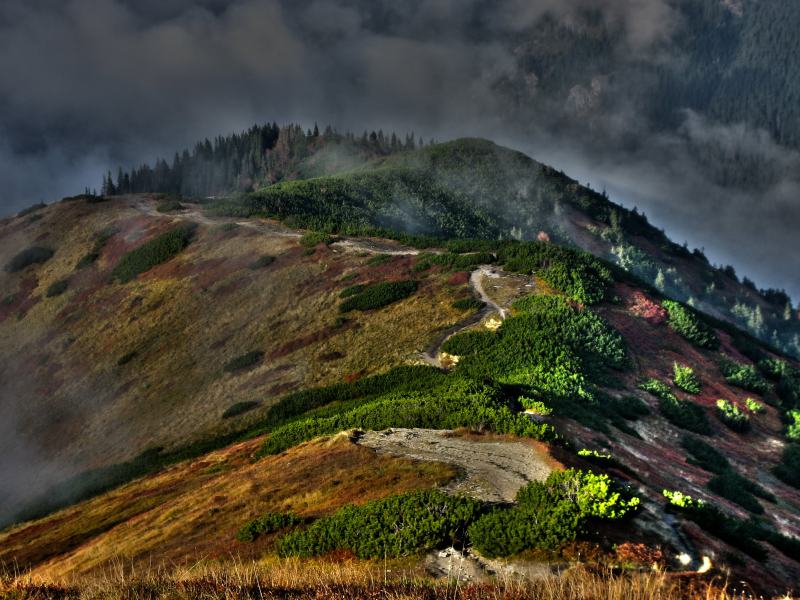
[1,0,798,298]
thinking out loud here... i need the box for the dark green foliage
[608,395,650,420]
[45,279,69,298]
[5,246,54,273]
[640,379,711,435]
[117,351,138,366]
[248,255,275,269]
[156,197,184,212]
[414,252,495,273]
[260,366,447,428]
[715,399,750,432]
[258,377,557,456]
[666,499,767,560]
[707,471,764,514]
[773,444,800,488]
[497,242,612,305]
[110,223,196,283]
[673,363,701,394]
[469,469,639,558]
[223,351,264,373]
[237,512,301,542]
[662,300,720,349]
[453,296,627,405]
[17,202,46,217]
[682,436,729,473]
[451,297,484,311]
[76,253,100,269]
[300,231,334,249]
[277,491,482,558]
[339,284,365,298]
[339,280,418,312]
[222,401,261,419]
[718,357,770,394]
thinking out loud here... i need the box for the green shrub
[76,252,100,269]
[237,512,301,542]
[719,357,770,394]
[339,280,418,312]
[156,197,184,212]
[300,231,334,248]
[707,471,763,514]
[673,363,701,394]
[786,410,800,442]
[681,436,729,473]
[452,297,484,311]
[497,242,612,305]
[249,255,275,269]
[745,398,765,413]
[110,223,196,283]
[414,252,495,273]
[258,377,557,457]
[609,395,650,420]
[773,444,800,488]
[469,469,639,558]
[45,279,69,298]
[223,351,264,373]
[76,225,120,270]
[222,401,261,419]
[116,351,138,366]
[640,378,710,434]
[339,284,365,298]
[662,300,719,349]
[663,492,767,559]
[5,246,54,273]
[277,491,481,558]
[716,399,750,432]
[441,331,497,357]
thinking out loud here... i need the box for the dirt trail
[356,428,553,503]
[421,265,511,367]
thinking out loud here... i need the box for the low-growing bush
[117,351,138,366]
[497,242,613,305]
[414,252,495,273]
[469,469,639,558]
[715,399,750,432]
[707,471,763,514]
[110,223,196,283]
[339,284,365,298]
[277,491,481,558]
[76,225,120,270]
[366,253,391,266]
[673,363,701,394]
[452,297,484,311]
[640,379,711,434]
[662,300,719,349]
[300,231,334,248]
[222,401,261,419]
[156,197,184,212]
[745,397,765,413]
[45,278,69,298]
[441,331,497,358]
[339,280,418,312]
[223,351,264,373]
[719,357,770,394]
[5,246,54,273]
[249,255,275,269]
[237,512,301,542]
[258,377,557,457]
[681,436,729,473]
[773,444,800,488]
[785,409,800,442]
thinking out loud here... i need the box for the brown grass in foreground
[1,559,779,600]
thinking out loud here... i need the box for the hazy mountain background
[1,0,799,297]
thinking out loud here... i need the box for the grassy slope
[0,196,469,518]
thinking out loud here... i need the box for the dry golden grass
[0,435,455,579]
[1,559,775,600]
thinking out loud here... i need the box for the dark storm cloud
[0,0,797,298]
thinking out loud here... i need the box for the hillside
[2,139,800,596]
